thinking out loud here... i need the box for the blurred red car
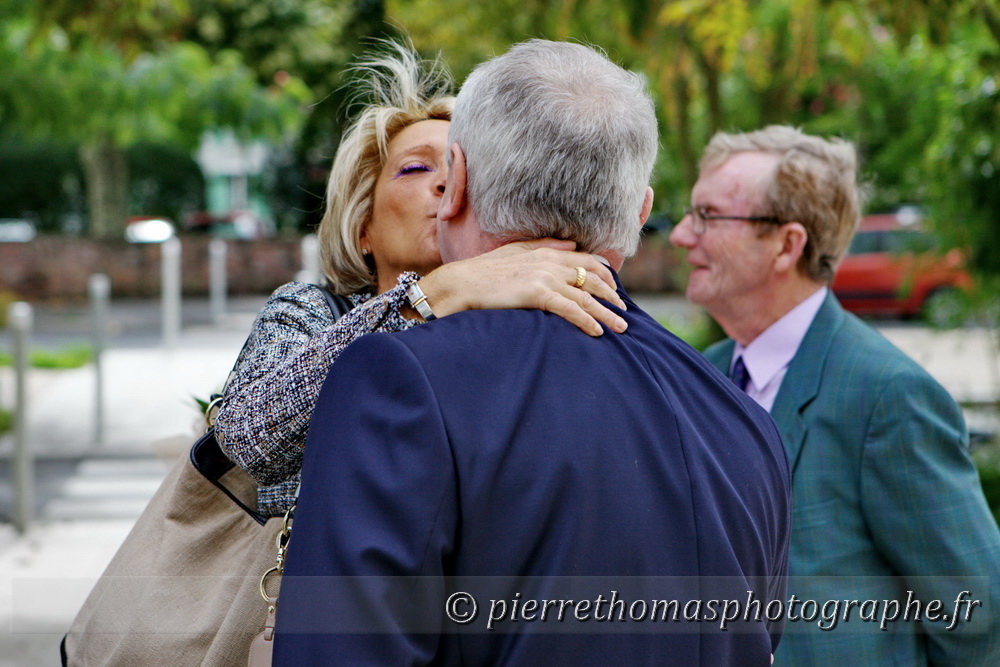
[832,209,972,319]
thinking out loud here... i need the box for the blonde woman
[215,42,627,517]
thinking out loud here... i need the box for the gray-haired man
[276,40,790,666]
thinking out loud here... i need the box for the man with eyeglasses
[670,125,1000,665]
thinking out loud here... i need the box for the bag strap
[189,430,270,525]
[318,288,353,321]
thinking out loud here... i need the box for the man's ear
[774,222,808,274]
[438,143,467,222]
[638,187,654,228]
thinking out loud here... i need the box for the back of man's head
[450,40,658,258]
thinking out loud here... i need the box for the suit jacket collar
[769,291,845,474]
[703,292,845,476]
[705,338,735,376]
[609,267,637,312]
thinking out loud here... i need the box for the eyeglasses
[682,206,781,235]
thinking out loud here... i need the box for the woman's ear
[358,226,370,255]
[438,143,467,222]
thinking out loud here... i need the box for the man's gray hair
[450,39,658,257]
[701,126,864,283]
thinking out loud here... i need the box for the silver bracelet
[405,281,437,322]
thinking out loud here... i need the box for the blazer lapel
[702,338,735,376]
[769,292,844,475]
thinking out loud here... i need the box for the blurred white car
[125,216,176,243]
[0,218,37,242]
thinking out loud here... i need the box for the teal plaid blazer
[704,292,1000,665]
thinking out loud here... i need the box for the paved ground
[0,295,267,666]
[0,293,997,665]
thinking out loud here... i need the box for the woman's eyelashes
[395,162,433,178]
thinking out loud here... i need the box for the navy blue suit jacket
[274,277,790,665]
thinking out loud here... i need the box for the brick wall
[0,234,682,301]
[618,235,684,294]
[0,236,303,301]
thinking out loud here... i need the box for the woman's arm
[214,281,417,485]
[217,243,629,486]
[417,240,629,336]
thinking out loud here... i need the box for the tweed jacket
[704,292,1000,666]
[214,276,420,516]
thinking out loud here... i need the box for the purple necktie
[730,356,750,392]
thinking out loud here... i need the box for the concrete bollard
[296,233,322,285]
[89,273,110,446]
[161,237,182,349]
[209,238,228,325]
[9,301,34,534]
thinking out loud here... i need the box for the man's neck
[714,279,825,347]
[601,251,625,272]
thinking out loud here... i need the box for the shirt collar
[733,286,827,391]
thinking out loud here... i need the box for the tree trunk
[79,136,129,240]
[981,1,1000,48]
[761,21,791,126]
[672,71,698,190]
[690,44,724,135]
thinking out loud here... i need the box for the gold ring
[574,266,587,289]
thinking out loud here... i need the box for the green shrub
[0,344,94,369]
[0,139,82,233]
[0,139,208,235]
[974,443,1000,528]
[658,314,727,352]
[0,409,11,436]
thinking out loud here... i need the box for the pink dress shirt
[730,287,827,413]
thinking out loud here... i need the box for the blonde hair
[701,125,864,283]
[317,40,454,293]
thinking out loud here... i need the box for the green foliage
[387,0,1000,294]
[0,139,82,231]
[0,290,18,327]
[28,0,191,62]
[0,2,313,238]
[179,0,390,233]
[2,38,311,150]
[923,54,1000,278]
[30,345,94,369]
[0,344,94,369]
[0,139,205,232]
[183,0,353,89]
[974,442,1000,528]
[841,38,952,210]
[128,142,206,223]
[0,0,997,270]
[657,313,726,353]
[0,408,11,436]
